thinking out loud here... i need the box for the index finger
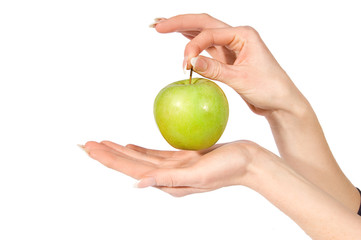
[155,13,230,33]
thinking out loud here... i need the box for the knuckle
[197,28,214,45]
[243,25,256,33]
[202,28,214,37]
[238,25,259,38]
[243,25,255,32]
[200,13,228,28]
[185,41,202,56]
[200,13,212,19]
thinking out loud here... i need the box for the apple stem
[189,67,193,84]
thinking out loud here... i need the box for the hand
[81,139,361,238]
[152,14,307,116]
[82,140,258,197]
[154,15,359,211]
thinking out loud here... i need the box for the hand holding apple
[154,76,229,150]
[152,14,307,117]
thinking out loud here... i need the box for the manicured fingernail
[149,17,166,28]
[154,17,166,22]
[191,57,198,68]
[149,23,157,28]
[183,56,188,74]
[191,56,207,72]
[183,65,187,74]
[135,177,156,188]
[78,144,89,155]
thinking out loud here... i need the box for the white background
[1,0,361,239]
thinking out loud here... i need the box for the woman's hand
[82,140,259,197]
[81,139,361,239]
[152,14,307,116]
[152,14,361,213]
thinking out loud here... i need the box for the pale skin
[82,14,361,239]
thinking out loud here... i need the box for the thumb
[135,168,197,188]
[190,56,238,84]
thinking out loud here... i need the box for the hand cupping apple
[154,72,229,150]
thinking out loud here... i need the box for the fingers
[154,13,229,33]
[189,55,240,84]
[151,14,238,68]
[84,141,155,179]
[101,141,161,165]
[125,144,179,159]
[83,141,198,181]
[184,27,246,62]
[182,27,257,84]
[156,186,214,197]
[136,167,199,188]
[83,141,120,156]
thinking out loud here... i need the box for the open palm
[83,140,254,197]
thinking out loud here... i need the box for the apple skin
[154,78,229,150]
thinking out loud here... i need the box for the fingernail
[149,17,166,28]
[191,57,198,68]
[191,57,207,72]
[149,23,157,28]
[183,64,187,74]
[78,144,90,155]
[183,56,188,74]
[134,177,156,188]
[154,17,166,22]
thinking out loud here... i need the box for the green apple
[154,78,229,150]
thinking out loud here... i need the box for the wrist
[235,141,279,189]
[266,95,315,129]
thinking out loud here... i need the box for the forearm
[266,96,359,212]
[244,152,361,240]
